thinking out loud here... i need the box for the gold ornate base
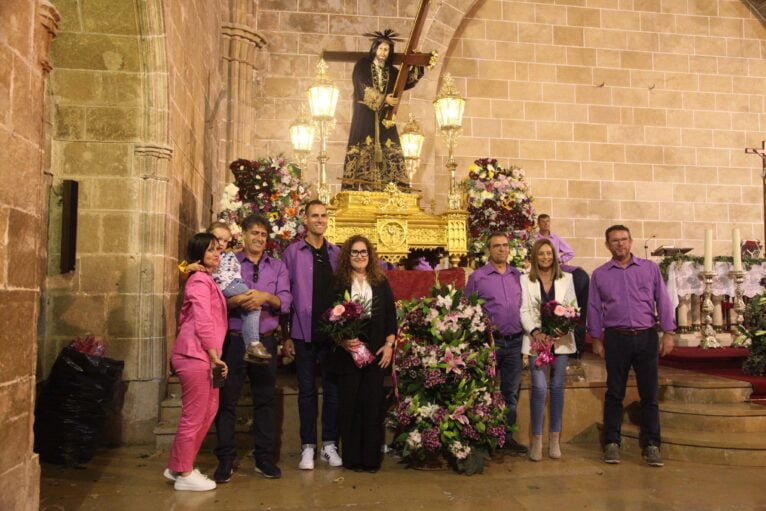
[325,183,467,264]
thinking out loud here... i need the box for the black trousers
[571,267,590,355]
[337,361,385,470]
[603,329,660,448]
[213,332,278,464]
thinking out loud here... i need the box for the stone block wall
[250,0,766,272]
[0,1,59,508]
[441,0,766,271]
[41,0,229,443]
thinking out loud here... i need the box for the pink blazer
[172,272,228,362]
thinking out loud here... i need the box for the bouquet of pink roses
[532,300,580,367]
[539,299,580,337]
[321,291,375,368]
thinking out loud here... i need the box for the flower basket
[388,284,511,475]
[409,453,449,471]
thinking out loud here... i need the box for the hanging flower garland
[463,158,536,268]
[217,157,312,255]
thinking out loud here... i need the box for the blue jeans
[222,279,260,347]
[495,333,523,438]
[293,339,339,447]
[529,354,568,435]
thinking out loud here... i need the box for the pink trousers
[168,354,219,473]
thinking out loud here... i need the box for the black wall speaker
[60,179,78,273]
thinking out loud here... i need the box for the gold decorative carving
[326,190,467,263]
[377,219,407,251]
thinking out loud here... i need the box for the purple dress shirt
[536,232,575,264]
[586,255,677,339]
[282,239,340,342]
[228,252,292,334]
[465,262,522,337]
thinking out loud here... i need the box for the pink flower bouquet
[532,299,581,367]
[322,291,374,368]
[539,299,580,337]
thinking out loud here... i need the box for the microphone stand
[643,235,656,259]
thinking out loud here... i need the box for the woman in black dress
[341,30,424,191]
[333,235,397,472]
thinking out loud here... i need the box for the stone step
[159,396,255,422]
[659,376,751,404]
[658,402,766,433]
[154,420,258,452]
[618,422,766,467]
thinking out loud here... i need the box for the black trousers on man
[602,328,661,448]
[214,332,278,464]
[571,267,590,355]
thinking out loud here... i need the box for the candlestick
[732,228,742,272]
[703,229,713,273]
[731,270,747,347]
[700,270,721,349]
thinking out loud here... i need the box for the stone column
[221,1,266,163]
[0,1,59,509]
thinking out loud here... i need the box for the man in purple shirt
[282,200,343,470]
[536,214,575,265]
[537,213,589,356]
[587,224,676,467]
[465,232,528,456]
[213,214,292,482]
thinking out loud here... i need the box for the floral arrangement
[736,293,766,375]
[531,300,580,367]
[539,299,580,337]
[463,158,535,268]
[389,284,510,475]
[321,291,375,368]
[217,157,311,254]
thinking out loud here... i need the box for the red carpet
[585,339,766,399]
[657,347,766,399]
[658,347,749,371]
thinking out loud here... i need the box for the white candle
[704,229,713,272]
[732,228,742,272]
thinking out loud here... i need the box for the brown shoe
[244,342,271,364]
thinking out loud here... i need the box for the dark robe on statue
[342,56,423,191]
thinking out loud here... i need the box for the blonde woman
[520,239,577,461]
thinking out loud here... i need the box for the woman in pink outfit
[165,232,229,491]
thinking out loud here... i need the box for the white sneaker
[299,446,315,470]
[174,469,217,492]
[321,444,343,467]
[163,468,178,481]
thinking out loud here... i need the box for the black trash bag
[34,345,124,466]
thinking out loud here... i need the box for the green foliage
[737,294,766,376]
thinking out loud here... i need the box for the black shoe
[254,459,282,479]
[362,466,380,473]
[213,458,234,483]
[503,438,529,456]
[642,445,664,467]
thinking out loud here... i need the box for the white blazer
[520,272,578,355]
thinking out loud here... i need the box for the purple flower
[422,428,441,451]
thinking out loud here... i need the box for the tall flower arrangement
[463,158,535,268]
[217,157,311,254]
[389,284,510,475]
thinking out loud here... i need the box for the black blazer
[332,278,397,374]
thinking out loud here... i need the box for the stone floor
[40,444,766,511]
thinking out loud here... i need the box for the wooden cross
[321,0,432,125]
[745,140,766,243]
